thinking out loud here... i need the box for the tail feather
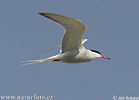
[21,59,48,66]
[21,61,42,66]
[21,55,59,66]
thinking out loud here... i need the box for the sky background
[0,0,139,100]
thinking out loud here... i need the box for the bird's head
[90,50,111,60]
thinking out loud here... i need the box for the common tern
[22,13,110,65]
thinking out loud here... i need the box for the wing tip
[38,12,45,16]
[38,12,53,15]
[38,12,53,18]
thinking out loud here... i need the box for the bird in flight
[22,13,110,65]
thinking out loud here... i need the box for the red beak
[101,56,111,60]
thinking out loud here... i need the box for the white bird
[22,13,110,66]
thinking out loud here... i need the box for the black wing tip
[38,12,45,15]
[38,12,52,15]
[38,13,52,18]
[38,13,58,22]
[38,13,49,18]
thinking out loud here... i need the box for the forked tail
[21,55,60,66]
[21,59,47,66]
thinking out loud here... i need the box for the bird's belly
[62,57,92,63]
[59,51,93,63]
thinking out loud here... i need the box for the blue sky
[0,0,139,100]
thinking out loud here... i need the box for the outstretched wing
[39,13,87,53]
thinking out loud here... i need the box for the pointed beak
[101,56,111,60]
